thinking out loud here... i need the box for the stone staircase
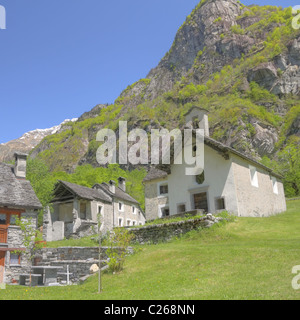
[34,247,109,284]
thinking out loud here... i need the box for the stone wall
[128,214,222,244]
[35,246,133,284]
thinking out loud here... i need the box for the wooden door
[0,252,5,283]
[0,213,7,244]
[194,192,208,212]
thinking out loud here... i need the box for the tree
[261,137,300,197]
[278,138,300,197]
[15,217,44,287]
[97,210,103,294]
[26,159,56,226]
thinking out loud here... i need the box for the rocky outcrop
[251,122,279,156]
[247,38,300,95]
[78,104,108,122]
[126,0,244,100]
[287,115,300,137]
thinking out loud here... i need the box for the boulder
[89,264,99,274]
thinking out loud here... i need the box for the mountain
[0,118,78,163]
[20,0,300,194]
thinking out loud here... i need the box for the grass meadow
[1,200,300,300]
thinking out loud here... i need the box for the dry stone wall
[128,214,222,244]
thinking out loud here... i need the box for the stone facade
[114,200,146,228]
[44,179,146,242]
[0,153,42,285]
[3,211,38,284]
[144,178,169,221]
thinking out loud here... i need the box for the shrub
[231,24,245,35]
[106,228,134,273]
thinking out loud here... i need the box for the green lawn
[1,200,300,300]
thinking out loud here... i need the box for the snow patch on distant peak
[22,118,78,137]
[1,118,78,145]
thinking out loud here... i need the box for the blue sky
[0,0,298,143]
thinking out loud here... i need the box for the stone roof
[0,163,42,210]
[143,167,168,182]
[54,180,112,203]
[54,180,140,205]
[183,106,209,116]
[96,183,140,205]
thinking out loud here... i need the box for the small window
[177,204,186,214]
[80,202,86,214]
[215,197,225,210]
[80,202,87,219]
[132,206,136,214]
[249,165,259,188]
[0,214,6,225]
[159,184,168,195]
[127,220,131,226]
[119,202,124,212]
[271,177,278,194]
[98,206,103,214]
[10,253,20,265]
[132,221,136,226]
[118,218,123,227]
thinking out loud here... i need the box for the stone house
[43,177,146,242]
[144,107,287,220]
[0,153,43,284]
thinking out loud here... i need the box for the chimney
[14,152,28,179]
[184,106,209,137]
[109,180,116,194]
[118,177,126,192]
